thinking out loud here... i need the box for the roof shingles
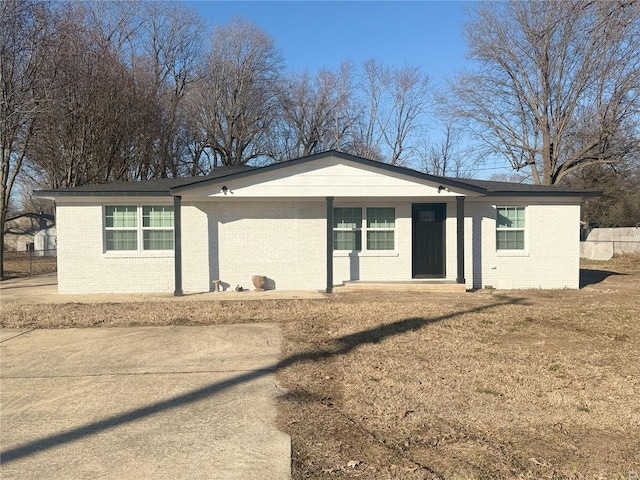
[34,151,598,198]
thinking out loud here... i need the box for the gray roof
[35,166,255,197]
[34,151,599,198]
[451,178,600,197]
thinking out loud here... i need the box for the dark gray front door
[412,203,446,278]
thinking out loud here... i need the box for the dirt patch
[1,254,639,479]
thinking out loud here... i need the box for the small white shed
[34,227,57,256]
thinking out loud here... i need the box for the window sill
[334,251,399,258]
[496,250,529,257]
[104,251,175,259]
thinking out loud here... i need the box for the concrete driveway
[0,325,291,479]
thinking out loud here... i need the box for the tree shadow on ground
[579,269,626,288]
[0,295,527,464]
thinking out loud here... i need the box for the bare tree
[423,121,458,176]
[27,5,149,188]
[82,0,141,55]
[132,2,203,178]
[328,61,360,155]
[0,0,49,277]
[352,59,385,160]
[82,1,204,179]
[562,160,640,227]
[352,59,431,165]
[189,18,283,167]
[382,64,431,165]
[181,116,212,175]
[418,119,479,178]
[488,171,530,184]
[269,63,357,161]
[450,0,640,185]
[22,2,203,187]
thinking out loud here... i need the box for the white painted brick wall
[56,197,580,294]
[181,202,211,292]
[445,205,458,282]
[464,214,475,290]
[57,200,326,294]
[467,201,580,289]
[56,202,174,294]
[189,201,326,292]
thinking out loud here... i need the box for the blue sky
[187,1,470,88]
[183,1,510,177]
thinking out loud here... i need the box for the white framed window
[366,207,395,250]
[496,206,525,250]
[105,206,138,251]
[333,207,395,251]
[104,205,174,252]
[142,206,174,250]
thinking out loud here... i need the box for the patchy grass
[1,252,57,280]
[1,254,639,479]
[580,252,640,271]
[277,294,640,478]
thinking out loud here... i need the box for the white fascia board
[176,160,482,198]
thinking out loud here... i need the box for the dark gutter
[484,190,602,198]
[34,190,172,198]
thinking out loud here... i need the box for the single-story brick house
[35,151,597,294]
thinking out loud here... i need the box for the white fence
[580,227,640,260]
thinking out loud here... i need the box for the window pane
[497,207,524,228]
[143,206,174,228]
[105,206,137,228]
[143,230,174,250]
[106,230,137,250]
[333,231,362,251]
[367,231,394,250]
[497,209,510,228]
[333,207,362,229]
[514,208,525,227]
[367,207,395,228]
[497,230,524,250]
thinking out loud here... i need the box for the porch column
[456,196,466,285]
[173,195,183,296]
[326,196,334,293]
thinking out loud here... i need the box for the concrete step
[339,280,467,293]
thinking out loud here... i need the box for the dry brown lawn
[2,255,639,479]
[2,251,57,279]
